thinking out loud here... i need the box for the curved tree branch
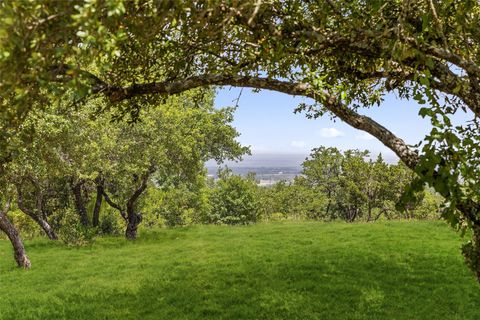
[98,74,420,168]
[127,166,155,210]
[102,189,127,221]
[91,73,480,223]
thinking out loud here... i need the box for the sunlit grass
[0,221,478,319]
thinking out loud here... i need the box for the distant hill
[206,152,308,169]
[206,153,305,185]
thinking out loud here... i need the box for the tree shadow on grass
[2,250,479,320]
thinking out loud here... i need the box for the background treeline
[140,148,441,229]
[5,147,442,244]
[257,148,442,222]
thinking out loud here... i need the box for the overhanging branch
[99,74,420,169]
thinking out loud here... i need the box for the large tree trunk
[125,207,142,240]
[125,220,138,240]
[0,200,31,269]
[72,181,89,226]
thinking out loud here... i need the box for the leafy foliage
[205,169,259,225]
[1,0,480,277]
[57,208,96,247]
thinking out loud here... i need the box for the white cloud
[319,127,345,138]
[355,132,375,141]
[290,140,307,148]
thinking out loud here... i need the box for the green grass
[0,221,479,319]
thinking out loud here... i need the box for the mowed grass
[0,221,479,320]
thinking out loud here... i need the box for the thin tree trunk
[405,208,411,219]
[325,189,332,217]
[72,181,89,226]
[34,216,58,240]
[92,182,103,227]
[367,205,372,222]
[124,168,153,240]
[348,207,359,222]
[103,190,141,240]
[373,209,385,222]
[23,212,58,240]
[0,199,31,268]
[16,185,58,240]
[102,167,154,240]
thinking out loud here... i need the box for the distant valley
[206,153,306,185]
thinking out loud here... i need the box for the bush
[9,209,44,239]
[58,208,96,246]
[413,190,442,219]
[257,180,327,221]
[141,181,211,228]
[157,187,196,227]
[99,210,122,235]
[206,169,259,225]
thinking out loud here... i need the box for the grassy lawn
[0,221,479,319]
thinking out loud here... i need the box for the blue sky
[212,87,472,166]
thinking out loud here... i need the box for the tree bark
[35,217,58,240]
[99,74,421,168]
[123,169,152,240]
[102,168,153,240]
[16,184,58,240]
[71,180,89,227]
[92,180,103,227]
[0,199,31,269]
[125,212,142,240]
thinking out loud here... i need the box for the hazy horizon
[206,150,400,169]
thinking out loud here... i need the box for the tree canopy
[1,1,480,278]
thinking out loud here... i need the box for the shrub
[257,180,327,221]
[9,209,44,239]
[157,187,194,227]
[58,208,96,246]
[206,169,259,225]
[99,210,122,235]
[141,181,211,228]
